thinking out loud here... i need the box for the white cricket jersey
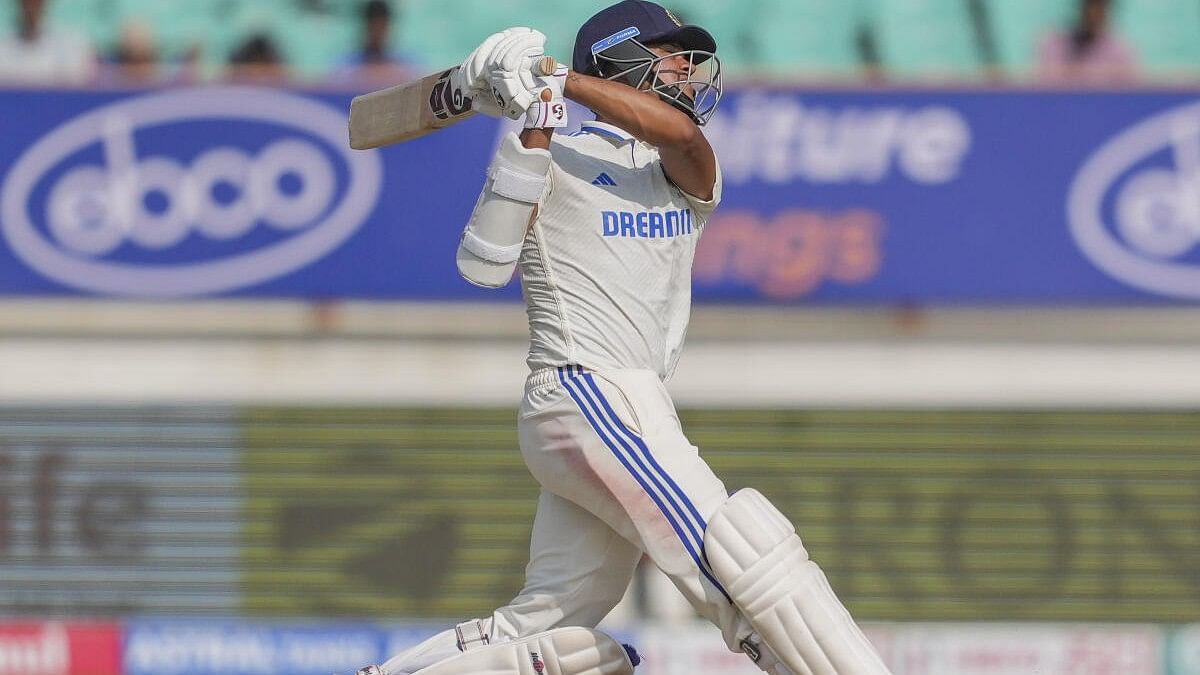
[519,121,722,381]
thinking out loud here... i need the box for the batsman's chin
[457,247,518,288]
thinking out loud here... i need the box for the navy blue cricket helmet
[571,1,723,125]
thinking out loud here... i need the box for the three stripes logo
[591,172,617,187]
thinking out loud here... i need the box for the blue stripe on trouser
[567,367,706,547]
[570,368,729,601]
[579,371,711,538]
[557,366,730,601]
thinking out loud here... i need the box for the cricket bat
[348,55,559,150]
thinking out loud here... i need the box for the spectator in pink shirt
[1037,0,1139,83]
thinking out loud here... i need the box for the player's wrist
[520,127,554,150]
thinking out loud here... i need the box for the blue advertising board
[122,620,639,675]
[1,85,1198,303]
[123,620,404,675]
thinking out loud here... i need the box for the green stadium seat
[394,1,595,74]
[750,0,869,77]
[1113,0,1200,76]
[663,0,759,75]
[54,0,1194,84]
[47,0,119,53]
[981,0,1074,73]
[395,0,485,69]
[868,0,984,78]
[275,8,358,80]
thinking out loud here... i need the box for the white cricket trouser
[380,365,752,675]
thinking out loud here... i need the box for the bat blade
[347,56,559,150]
[348,66,476,150]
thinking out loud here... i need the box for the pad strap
[455,619,490,652]
[461,230,522,264]
[490,163,547,203]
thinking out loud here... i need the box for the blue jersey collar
[579,121,634,143]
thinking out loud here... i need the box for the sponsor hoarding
[124,620,392,675]
[635,622,1163,675]
[116,619,1170,675]
[0,621,122,675]
[0,408,241,616]
[241,407,1200,623]
[2,87,1199,303]
[1169,624,1200,675]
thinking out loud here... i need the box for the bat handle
[533,56,560,77]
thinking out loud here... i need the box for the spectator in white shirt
[0,0,95,84]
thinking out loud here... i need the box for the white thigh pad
[704,489,892,675]
[411,627,634,675]
[456,132,550,288]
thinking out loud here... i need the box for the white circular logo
[1067,100,1200,299]
[0,86,383,297]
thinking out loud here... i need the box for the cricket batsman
[357,2,892,674]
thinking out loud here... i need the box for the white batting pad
[704,489,893,675]
[457,132,551,288]
[411,627,635,675]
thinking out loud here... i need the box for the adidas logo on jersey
[591,172,617,187]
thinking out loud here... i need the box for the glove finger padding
[451,29,522,118]
[470,93,504,118]
[485,31,547,119]
[458,27,533,90]
[453,30,506,95]
[494,31,546,85]
[453,27,540,118]
[487,69,537,120]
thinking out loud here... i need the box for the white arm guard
[456,132,551,288]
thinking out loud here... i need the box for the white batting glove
[482,30,547,119]
[524,64,569,129]
[450,27,535,118]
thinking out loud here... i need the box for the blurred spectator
[0,0,95,84]
[99,21,203,86]
[114,22,157,80]
[334,0,419,83]
[94,21,160,85]
[1036,0,1138,83]
[228,32,289,83]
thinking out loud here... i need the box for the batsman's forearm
[563,71,697,148]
